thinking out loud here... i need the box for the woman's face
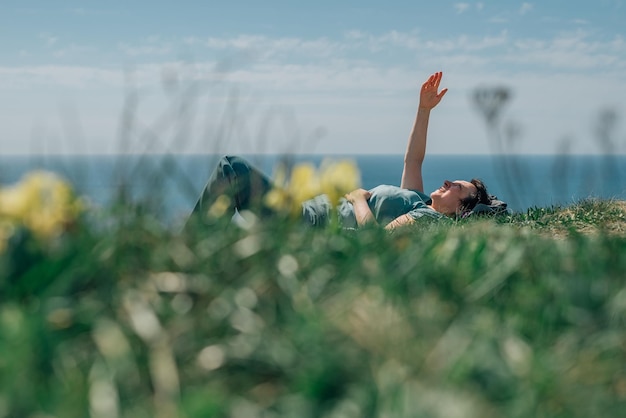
[430,180,477,215]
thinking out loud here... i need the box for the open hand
[419,72,448,110]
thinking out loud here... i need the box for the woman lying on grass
[189,72,501,230]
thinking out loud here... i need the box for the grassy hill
[1,198,625,417]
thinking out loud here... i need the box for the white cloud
[454,3,471,14]
[503,31,626,72]
[363,30,423,51]
[347,30,509,56]
[611,35,625,49]
[40,33,59,46]
[519,2,533,15]
[189,30,509,61]
[199,34,342,60]
[6,29,624,91]
[2,28,625,155]
[5,28,625,89]
[117,36,174,57]
[344,30,367,40]
[36,34,97,59]
[52,43,95,58]
[454,2,484,14]
[513,39,546,50]
[119,42,172,57]
[0,65,123,89]
[488,16,509,24]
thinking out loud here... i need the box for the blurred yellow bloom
[264,188,289,213]
[272,164,288,188]
[266,162,322,216]
[0,171,83,242]
[319,159,361,205]
[265,159,361,217]
[207,195,231,218]
[287,163,321,207]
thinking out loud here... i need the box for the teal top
[301,184,444,227]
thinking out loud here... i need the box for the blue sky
[1,1,625,155]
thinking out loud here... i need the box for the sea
[1,154,625,223]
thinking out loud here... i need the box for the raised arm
[400,72,448,192]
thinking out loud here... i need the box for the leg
[191,155,274,217]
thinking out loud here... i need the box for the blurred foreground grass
[1,190,625,417]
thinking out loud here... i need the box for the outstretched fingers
[433,71,443,87]
[419,71,447,110]
[424,72,443,89]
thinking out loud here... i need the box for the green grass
[497,199,626,237]
[1,199,625,417]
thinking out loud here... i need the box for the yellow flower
[319,159,361,205]
[266,162,321,216]
[287,163,321,207]
[0,181,35,220]
[0,171,83,240]
[265,163,291,214]
[207,195,231,218]
[265,159,361,218]
[264,188,288,212]
[272,163,288,188]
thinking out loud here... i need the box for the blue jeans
[190,155,274,217]
[190,155,332,227]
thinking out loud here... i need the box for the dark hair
[459,178,491,216]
